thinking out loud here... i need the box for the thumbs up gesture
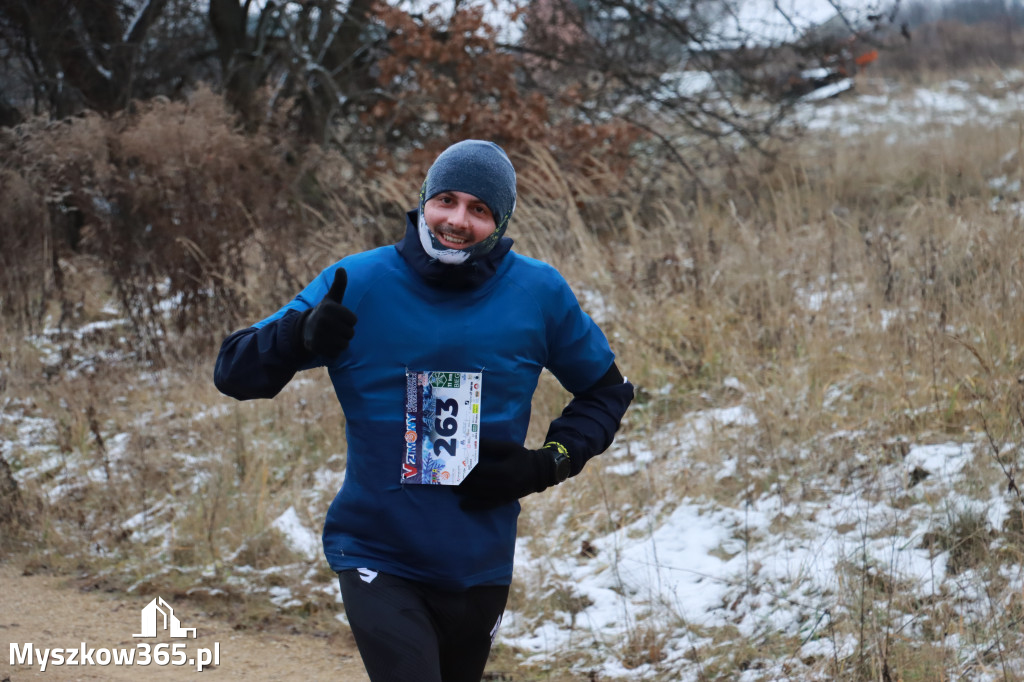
[300,269,357,357]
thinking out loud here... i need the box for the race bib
[401,370,481,485]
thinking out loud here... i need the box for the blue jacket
[215,212,633,589]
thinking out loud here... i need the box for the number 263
[433,398,458,457]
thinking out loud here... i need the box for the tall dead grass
[511,117,1024,678]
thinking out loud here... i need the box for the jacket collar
[395,210,513,289]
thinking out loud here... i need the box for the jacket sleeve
[544,362,634,477]
[213,309,317,400]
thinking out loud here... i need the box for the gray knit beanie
[417,140,517,265]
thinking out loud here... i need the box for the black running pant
[338,569,509,682]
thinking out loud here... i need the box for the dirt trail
[0,562,369,681]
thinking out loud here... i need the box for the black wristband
[544,441,571,484]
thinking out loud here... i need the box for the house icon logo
[132,596,197,639]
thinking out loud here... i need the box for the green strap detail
[544,441,570,460]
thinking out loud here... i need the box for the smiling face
[422,191,497,250]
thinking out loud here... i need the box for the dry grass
[2,70,1024,679]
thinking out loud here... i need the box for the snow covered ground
[795,72,1024,138]
[503,404,1022,680]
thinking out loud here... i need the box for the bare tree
[0,0,210,118]
[0,0,901,175]
[207,0,380,142]
[518,0,897,174]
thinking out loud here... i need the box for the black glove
[300,269,357,357]
[456,438,570,510]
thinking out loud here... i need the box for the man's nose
[451,202,471,228]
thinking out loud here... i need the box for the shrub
[0,87,314,360]
[0,167,53,330]
[367,3,642,180]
